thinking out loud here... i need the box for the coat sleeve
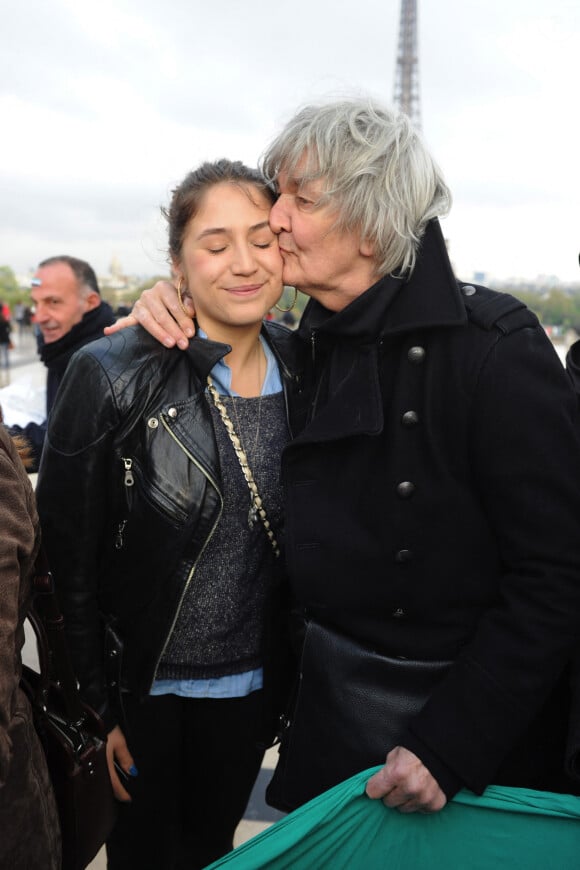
[402,324,580,794]
[36,348,120,729]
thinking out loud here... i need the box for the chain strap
[206,377,280,558]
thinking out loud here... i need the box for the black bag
[20,553,117,870]
[266,620,452,812]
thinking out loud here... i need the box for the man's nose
[269,195,290,234]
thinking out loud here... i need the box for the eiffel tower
[393,0,421,129]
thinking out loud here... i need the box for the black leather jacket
[36,321,299,729]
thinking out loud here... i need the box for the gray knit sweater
[156,391,288,680]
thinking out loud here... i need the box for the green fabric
[207,766,580,869]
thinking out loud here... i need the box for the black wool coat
[282,219,580,797]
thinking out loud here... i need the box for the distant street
[0,328,44,386]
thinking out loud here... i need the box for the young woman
[36,160,297,869]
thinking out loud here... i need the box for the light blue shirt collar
[198,328,282,397]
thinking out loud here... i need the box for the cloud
[1,0,579,281]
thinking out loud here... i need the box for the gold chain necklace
[207,375,279,558]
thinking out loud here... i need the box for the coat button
[396,481,415,499]
[392,607,406,619]
[462,284,476,296]
[407,346,426,364]
[147,417,159,429]
[168,407,178,418]
[401,410,419,428]
[395,549,413,563]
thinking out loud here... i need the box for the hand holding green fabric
[365,746,447,813]
[208,766,580,869]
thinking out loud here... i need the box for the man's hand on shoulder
[104,280,196,349]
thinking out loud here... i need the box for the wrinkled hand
[104,280,195,349]
[366,746,447,814]
[106,725,137,802]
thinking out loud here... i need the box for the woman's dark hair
[163,159,276,263]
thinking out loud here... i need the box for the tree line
[0,265,578,332]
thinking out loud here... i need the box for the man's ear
[360,237,375,258]
[85,291,102,311]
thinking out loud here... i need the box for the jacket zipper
[148,416,224,690]
[115,457,135,549]
[122,456,135,487]
[115,520,127,550]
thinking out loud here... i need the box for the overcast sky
[1,0,579,284]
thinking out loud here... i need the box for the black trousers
[106,690,266,870]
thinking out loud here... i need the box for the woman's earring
[176,277,193,317]
[275,287,298,313]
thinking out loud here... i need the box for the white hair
[262,99,452,276]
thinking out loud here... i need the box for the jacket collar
[298,219,467,343]
[289,220,467,444]
[182,333,231,382]
[181,320,299,383]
